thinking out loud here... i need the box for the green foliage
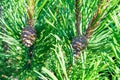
[0,0,120,80]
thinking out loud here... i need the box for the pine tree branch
[85,0,110,38]
[27,0,34,19]
[26,46,34,68]
[75,0,81,36]
[27,0,35,27]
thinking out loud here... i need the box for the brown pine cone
[72,36,87,54]
[21,26,36,47]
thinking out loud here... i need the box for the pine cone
[21,26,36,47]
[72,36,87,54]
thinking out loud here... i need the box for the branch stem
[75,0,81,36]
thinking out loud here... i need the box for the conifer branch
[26,46,34,68]
[24,0,36,67]
[85,0,110,38]
[75,0,81,36]
[27,0,35,27]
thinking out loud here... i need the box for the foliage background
[0,0,120,80]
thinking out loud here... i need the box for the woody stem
[75,0,81,36]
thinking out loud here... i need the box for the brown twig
[85,0,111,39]
[27,0,34,27]
[75,0,81,36]
[85,0,103,38]
[27,7,33,20]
